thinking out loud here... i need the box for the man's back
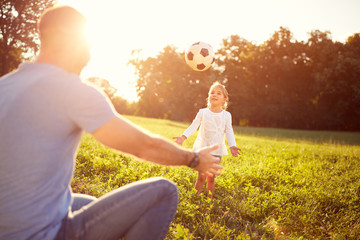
[0,62,114,239]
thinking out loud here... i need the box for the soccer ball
[185,42,215,71]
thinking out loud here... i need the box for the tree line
[0,0,55,76]
[1,1,359,131]
[128,27,360,131]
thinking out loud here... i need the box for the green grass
[72,115,360,239]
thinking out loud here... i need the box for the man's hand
[92,115,218,169]
[195,145,223,176]
[230,146,241,157]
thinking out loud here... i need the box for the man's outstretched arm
[91,115,222,176]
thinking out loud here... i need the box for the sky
[59,0,360,101]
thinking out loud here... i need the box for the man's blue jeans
[55,177,178,240]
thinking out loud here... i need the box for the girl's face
[209,86,226,108]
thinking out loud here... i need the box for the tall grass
[72,115,360,239]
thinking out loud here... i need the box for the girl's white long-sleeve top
[183,108,237,156]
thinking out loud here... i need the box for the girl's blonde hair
[207,81,229,110]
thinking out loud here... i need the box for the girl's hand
[230,146,241,157]
[173,135,186,146]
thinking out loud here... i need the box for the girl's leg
[206,175,215,198]
[55,177,178,240]
[195,172,206,195]
[206,156,220,198]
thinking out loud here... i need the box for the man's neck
[35,51,81,75]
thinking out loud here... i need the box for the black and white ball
[185,42,215,71]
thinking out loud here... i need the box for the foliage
[86,77,117,99]
[72,115,360,239]
[128,46,220,121]
[129,28,360,131]
[221,28,316,129]
[111,95,137,115]
[2,3,359,130]
[0,39,23,75]
[85,77,137,115]
[0,0,55,75]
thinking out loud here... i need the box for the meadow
[72,115,360,239]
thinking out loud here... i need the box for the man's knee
[150,177,178,200]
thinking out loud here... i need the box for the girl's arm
[183,109,202,137]
[225,112,241,157]
[173,109,202,145]
[173,135,186,145]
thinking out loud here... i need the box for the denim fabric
[55,177,178,240]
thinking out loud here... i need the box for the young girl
[173,82,241,198]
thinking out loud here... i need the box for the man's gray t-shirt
[0,63,116,239]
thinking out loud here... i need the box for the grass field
[72,115,360,239]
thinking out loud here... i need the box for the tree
[307,32,360,130]
[129,29,360,131]
[218,28,315,129]
[0,0,55,76]
[86,77,137,115]
[129,45,219,121]
[217,35,259,126]
[257,27,315,129]
[0,39,23,75]
[86,77,117,99]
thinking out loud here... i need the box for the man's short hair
[38,5,87,42]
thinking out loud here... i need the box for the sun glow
[57,0,360,102]
[81,10,139,101]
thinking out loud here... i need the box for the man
[0,5,222,240]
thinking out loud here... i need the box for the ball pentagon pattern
[185,42,215,71]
